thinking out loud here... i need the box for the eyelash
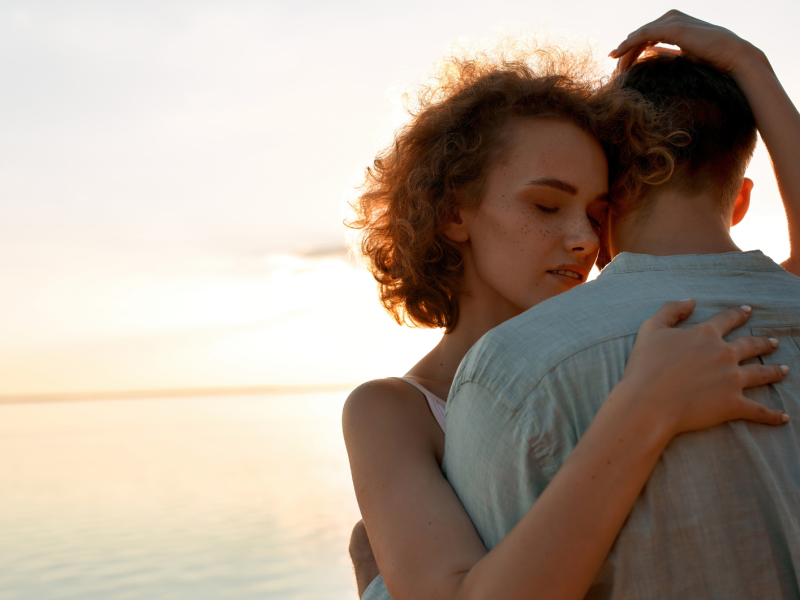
[537,204,602,228]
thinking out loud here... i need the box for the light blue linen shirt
[442,251,800,599]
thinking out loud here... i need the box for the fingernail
[769,338,779,348]
[740,305,752,313]
[780,365,790,375]
[782,413,790,423]
[609,50,617,58]
[680,298,694,302]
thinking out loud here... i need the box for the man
[444,12,800,599]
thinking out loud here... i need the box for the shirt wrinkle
[440,250,800,600]
[454,331,641,400]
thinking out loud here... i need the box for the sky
[1,0,798,396]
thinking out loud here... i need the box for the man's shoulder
[455,276,645,397]
[453,253,800,400]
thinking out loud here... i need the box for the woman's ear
[731,177,753,227]
[442,208,471,243]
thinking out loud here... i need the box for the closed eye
[588,204,608,230]
[536,205,558,214]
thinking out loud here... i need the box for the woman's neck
[406,286,522,395]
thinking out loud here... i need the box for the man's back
[443,251,800,598]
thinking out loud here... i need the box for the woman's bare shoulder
[343,378,440,450]
[344,378,426,422]
[347,377,413,401]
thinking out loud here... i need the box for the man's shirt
[443,251,800,599]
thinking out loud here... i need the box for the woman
[344,14,797,600]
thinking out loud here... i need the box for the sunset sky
[1,0,797,396]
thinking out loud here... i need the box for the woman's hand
[618,299,788,438]
[609,10,768,77]
[349,519,380,597]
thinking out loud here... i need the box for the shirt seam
[603,266,785,276]
[455,329,640,399]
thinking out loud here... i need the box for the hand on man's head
[614,46,680,76]
[610,10,757,77]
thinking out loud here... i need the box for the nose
[562,214,600,259]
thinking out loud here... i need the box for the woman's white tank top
[393,377,447,433]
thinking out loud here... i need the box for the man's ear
[731,177,753,227]
[442,208,471,242]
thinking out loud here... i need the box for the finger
[739,363,790,389]
[621,10,684,45]
[609,16,664,57]
[614,46,649,75]
[639,299,696,333]
[651,46,682,57]
[611,23,684,59]
[699,305,752,336]
[733,397,790,426]
[615,44,684,76]
[730,336,779,362]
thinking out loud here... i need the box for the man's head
[617,53,757,212]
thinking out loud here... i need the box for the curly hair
[347,39,683,330]
[618,52,756,207]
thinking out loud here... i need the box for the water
[0,392,361,599]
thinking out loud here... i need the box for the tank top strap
[392,377,447,433]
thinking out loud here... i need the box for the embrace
[344,12,800,600]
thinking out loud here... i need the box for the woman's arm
[343,377,486,597]
[344,301,788,600]
[610,10,800,276]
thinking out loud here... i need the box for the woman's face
[454,117,608,315]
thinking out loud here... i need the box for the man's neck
[611,189,741,257]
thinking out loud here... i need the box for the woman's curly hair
[347,38,683,330]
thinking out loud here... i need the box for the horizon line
[0,383,359,405]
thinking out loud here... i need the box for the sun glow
[0,246,441,398]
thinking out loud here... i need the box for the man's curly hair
[347,39,683,330]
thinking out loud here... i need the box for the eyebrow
[526,177,578,195]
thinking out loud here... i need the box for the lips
[549,269,582,280]
[546,265,588,282]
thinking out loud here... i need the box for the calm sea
[0,392,361,599]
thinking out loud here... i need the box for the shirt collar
[598,250,784,279]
